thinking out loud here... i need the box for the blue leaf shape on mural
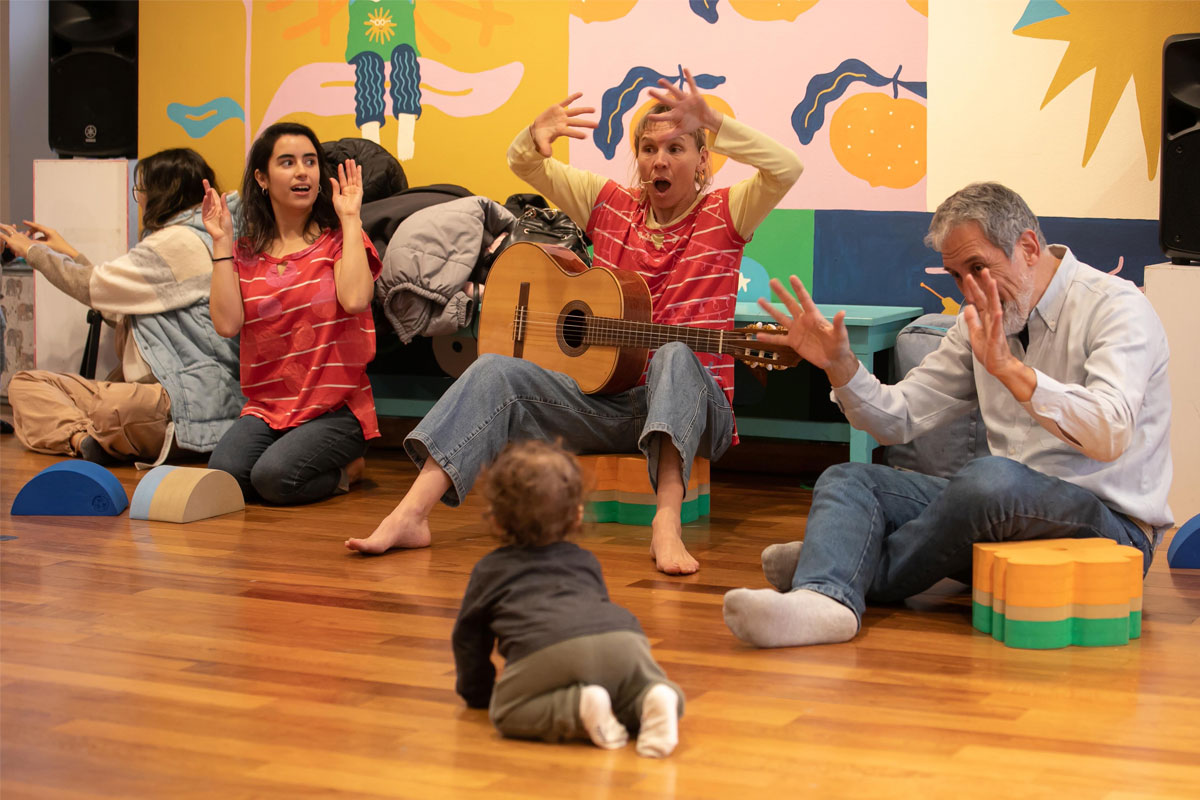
[594,66,728,159]
[790,60,927,145]
[596,67,671,159]
[690,0,720,24]
[167,97,245,139]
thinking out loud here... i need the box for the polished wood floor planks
[2,434,1199,798]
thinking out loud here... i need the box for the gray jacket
[377,196,514,343]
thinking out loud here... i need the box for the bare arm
[329,160,374,315]
[202,179,243,338]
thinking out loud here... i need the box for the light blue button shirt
[833,245,1173,531]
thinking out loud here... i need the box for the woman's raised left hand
[331,159,364,221]
[646,68,723,141]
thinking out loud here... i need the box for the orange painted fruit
[829,92,926,189]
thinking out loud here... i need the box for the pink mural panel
[567,0,928,211]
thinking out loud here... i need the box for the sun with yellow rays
[364,6,397,45]
[1014,0,1200,180]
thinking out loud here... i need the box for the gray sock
[78,435,117,465]
[723,587,858,648]
[761,541,803,591]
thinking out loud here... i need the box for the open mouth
[653,179,671,193]
[290,185,312,196]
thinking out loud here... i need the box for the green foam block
[972,602,1141,649]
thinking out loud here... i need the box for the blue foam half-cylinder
[10,460,128,516]
[1167,514,1200,569]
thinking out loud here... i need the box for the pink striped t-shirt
[233,229,382,438]
[586,183,746,441]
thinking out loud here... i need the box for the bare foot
[649,513,699,575]
[345,456,365,486]
[345,510,431,554]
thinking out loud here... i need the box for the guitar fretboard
[566,315,726,354]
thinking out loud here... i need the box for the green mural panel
[740,209,815,303]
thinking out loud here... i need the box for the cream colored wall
[1146,264,1200,526]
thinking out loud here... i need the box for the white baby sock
[635,683,680,758]
[579,685,628,750]
[723,587,858,648]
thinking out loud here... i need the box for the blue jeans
[792,456,1155,624]
[405,343,733,506]
[208,406,368,505]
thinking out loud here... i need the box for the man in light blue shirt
[723,182,1173,648]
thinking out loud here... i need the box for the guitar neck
[585,317,728,355]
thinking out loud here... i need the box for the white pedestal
[32,158,137,376]
[1145,263,1200,524]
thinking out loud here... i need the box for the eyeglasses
[131,185,146,200]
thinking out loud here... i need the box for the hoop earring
[260,186,268,196]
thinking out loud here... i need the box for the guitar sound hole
[558,302,591,356]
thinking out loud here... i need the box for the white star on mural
[738,272,750,293]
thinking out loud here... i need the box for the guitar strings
[504,312,785,361]
[510,310,784,354]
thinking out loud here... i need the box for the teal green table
[733,301,923,463]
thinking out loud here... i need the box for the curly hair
[479,440,585,548]
[135,148,217,234]
[237,121,339,255]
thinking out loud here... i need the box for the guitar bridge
[512,281,530,359]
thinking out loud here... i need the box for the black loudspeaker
[1160,33,1200,264]
[48,1,138,158]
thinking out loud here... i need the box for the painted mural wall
[139,0,1200,314]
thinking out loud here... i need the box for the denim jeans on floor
[792,456,1155,624]
[208,406,368,505]
[405,343,733,506]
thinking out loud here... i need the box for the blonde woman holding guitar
[347,69,802,574]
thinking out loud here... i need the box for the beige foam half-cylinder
[131,466,245,523]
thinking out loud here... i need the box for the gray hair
[924,182,1047,258]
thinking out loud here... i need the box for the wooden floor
[2,433,1199,799]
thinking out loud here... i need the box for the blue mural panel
[813,211,1161,314]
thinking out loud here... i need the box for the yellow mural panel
[141,0,568,203]
[139,1,247,194]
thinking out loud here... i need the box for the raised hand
[530,93,599,158]
[645,67,723,141]
[962,269,1017,376]
[754,276,858,385]
[21,221,75,256]
[200,179,234,245]
[330,159,364,221]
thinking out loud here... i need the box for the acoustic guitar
[477,241,800,395]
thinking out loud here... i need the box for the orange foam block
[972,538,1144,649]
[578,454,710,525]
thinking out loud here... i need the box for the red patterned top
[233,229,382,439]
[586,184,746,441]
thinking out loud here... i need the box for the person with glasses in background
[0,148,245,465]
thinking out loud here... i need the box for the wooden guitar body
[477,241,800,394]
[477,242,651,394]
